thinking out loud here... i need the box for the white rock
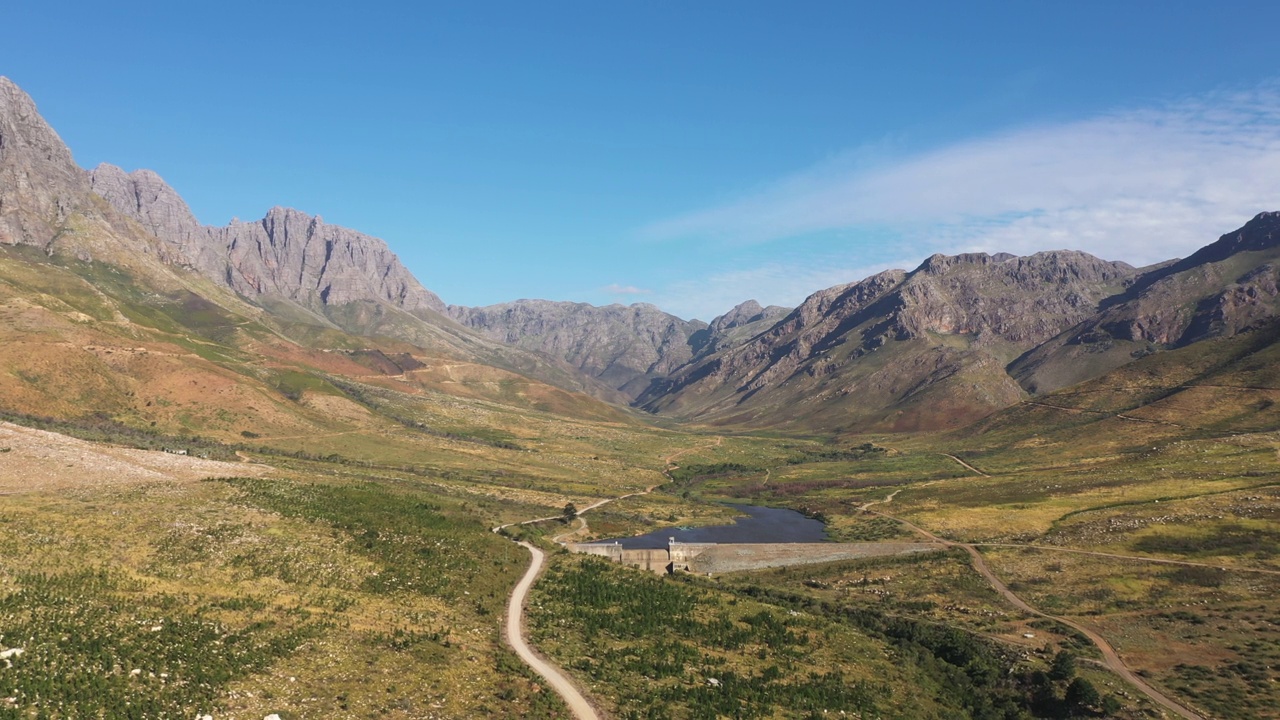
[265,714,282,720]
[0,648,22,661]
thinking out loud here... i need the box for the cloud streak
[642,84,1280,268]
[602,283,651,295]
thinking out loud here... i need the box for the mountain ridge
[448,297,792,400]
[634,249,1141,430]
[6,74,1280,435]
[88,163,450,322]
[1010,211,1280,395]
[0,76,631,413]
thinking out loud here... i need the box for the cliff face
[637,251,1138,430]
[0,77,99,251]
[0,78,212,279]
[0,76,621,405]
[1011,212,1280,394]
[88,164,447,321]
[212,207,447,316]
[87,164,215,270]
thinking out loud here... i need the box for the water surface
[591,504,828,549]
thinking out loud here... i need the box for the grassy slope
[635,326,1280,719]
[4,241,1280,717]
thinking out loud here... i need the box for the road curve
[876,511,1204,720]
[495,435,724,720]
[505,541,602,720]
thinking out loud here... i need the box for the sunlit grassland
[237,386,811,504]
[641,412,1280,718]
[875,432,1280,542]
[1042,483,1280,565]
[527,555,948,720]
[982,547,1280,720]
[528,553,1152,719]
[0,472,565,719]
[719,549,1035,641]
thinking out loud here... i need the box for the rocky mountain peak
[0,76,91,248]
[204,204,447,316]
[889,249,1136,344]
[1185,211,1280,264]
[0,77,77,174]
[0,77,450,327]
[710,300,765,332]
[88,163,209,264]
[918,251,1004,272]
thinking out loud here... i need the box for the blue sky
[6,2,1280,320]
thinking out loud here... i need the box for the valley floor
[1,396,1277,719]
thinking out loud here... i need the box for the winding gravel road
[505,541,601,720]
[871,507,1205,720]
[495,436,723,719]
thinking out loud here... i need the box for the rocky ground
[0,421,269,494]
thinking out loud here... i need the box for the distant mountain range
[449,299,788,399]
[3,74,1278,434]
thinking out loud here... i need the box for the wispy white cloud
[641,84,1280,269]
[602,283,651,295]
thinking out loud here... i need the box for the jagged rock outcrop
[0,78,202,274]
[0,76,626,408]
[88,163,215,270]
[709,300,788,334]
[1011,212,1280,394]
[696,300,790,359]
[210,206,447,316]
[0,76,97,250]
[639,251,1138,430]
[89,164,447,320]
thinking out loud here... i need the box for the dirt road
[494,435,724,719]
[978,542,1280,576]
[876,510,1205,720]
[505,541,601,720]
[940,453,988,477]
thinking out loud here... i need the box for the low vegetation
[529,555,1134,719]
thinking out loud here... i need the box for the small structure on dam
[569,537,940,575]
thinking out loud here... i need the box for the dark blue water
[590,504,829,549]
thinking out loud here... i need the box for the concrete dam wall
[569,540,939,575]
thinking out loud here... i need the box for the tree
[1065,677,1101,714]
[562,503,578,524]
[1049,650,1078,682]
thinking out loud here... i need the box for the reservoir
[592,504,828,549]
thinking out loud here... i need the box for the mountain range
[3,74,1279,436]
